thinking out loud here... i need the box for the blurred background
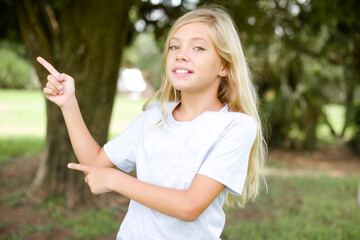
[0,0,359,239]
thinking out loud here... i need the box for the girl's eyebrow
[170,37,208,43]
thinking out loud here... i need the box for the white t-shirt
[104,102,257,240]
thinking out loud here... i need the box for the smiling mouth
[175,69,192,74]
[173,70,193,78]
[173,69,194,77]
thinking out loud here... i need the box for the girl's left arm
[68,163,225,222]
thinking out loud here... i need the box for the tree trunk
[358,178,360,207]
[302,94,320,150]
[349,36,360,154]
[16,0,131,207]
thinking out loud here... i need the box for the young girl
[38,5,266,240]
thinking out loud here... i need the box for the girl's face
[166,22,226,96]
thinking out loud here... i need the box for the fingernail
[67,163,72,168]
[59,90,64,94]
[58,85,62,90]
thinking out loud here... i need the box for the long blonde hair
[143,5,267,207]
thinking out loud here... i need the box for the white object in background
[117,68,147,93]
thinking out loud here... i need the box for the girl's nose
[176,51,188,62]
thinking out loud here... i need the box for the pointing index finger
[68,163,89,175]
[36,56,61,77]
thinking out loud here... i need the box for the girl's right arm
[37,57,114,168]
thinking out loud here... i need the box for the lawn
[223,176,360,240]
[0,89,359,240]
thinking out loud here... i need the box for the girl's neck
[173,93,224,122]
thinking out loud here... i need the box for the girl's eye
[169,45,179,50]
[194,46,205,51]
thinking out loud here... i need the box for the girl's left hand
[67,163,114,194]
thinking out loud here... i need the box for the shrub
[0,41,39,89]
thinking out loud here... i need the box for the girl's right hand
[37,57,76,109]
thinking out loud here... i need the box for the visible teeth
[175,69,189,74]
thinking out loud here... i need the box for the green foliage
[317,104,355,143]
[223,176,360,240]
[122,32,163,89]
[0,41,37,89]
[193,0,360,149]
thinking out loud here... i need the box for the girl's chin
[171,82,192,92]
[170,81,188,91]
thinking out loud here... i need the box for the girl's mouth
[173,68,193,78]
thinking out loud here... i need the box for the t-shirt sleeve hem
[104,143,135,173]
[196,172,243,196]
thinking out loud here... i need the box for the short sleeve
[104,112,144,173]
[197,116,257,196]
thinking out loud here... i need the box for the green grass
[0,189,26,208]
[0,136,45,164]
[223,176,360,240]
[0,89,46,137]
[35,196,119,239]
[63,208,119,239]
[0,89,145,138]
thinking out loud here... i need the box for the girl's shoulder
[196,107,257,139]
[211,109,258,138]
[226,111,256,126]
[211,106,257,129]
[140,102,161,121]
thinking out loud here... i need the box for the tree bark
[358,177,360,207]
[16,0,131,207]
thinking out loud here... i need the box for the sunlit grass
[0,89,46,136]
[0,89,145,138]
[0,136,45,164]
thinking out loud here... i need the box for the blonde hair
[143,5,267,207]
